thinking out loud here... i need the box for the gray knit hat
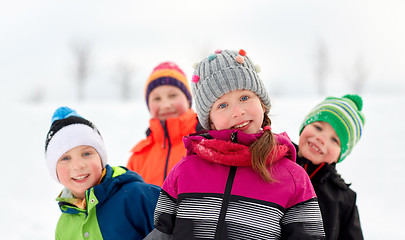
[191,49,270,130]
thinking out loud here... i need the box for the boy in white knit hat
[45,106,160,240]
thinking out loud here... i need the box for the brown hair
[249,104,278,182]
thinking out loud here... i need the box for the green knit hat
[299,94,365,163]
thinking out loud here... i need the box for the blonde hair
[250,104,278,182]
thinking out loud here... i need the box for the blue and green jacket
[55,164,160,240]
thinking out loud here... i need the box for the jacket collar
[184,129,296,166]
[57,165,144,211]
[148,109,198,144]
[294,144,337,183]
[57,167,107,209]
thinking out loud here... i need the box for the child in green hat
[295,94,365,239]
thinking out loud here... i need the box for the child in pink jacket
[146,49,325,239]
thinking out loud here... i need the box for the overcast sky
[1,0,404,102]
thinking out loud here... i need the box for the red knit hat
[145,62,192,109]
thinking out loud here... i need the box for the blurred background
[1,0,404,103]
[1,0,404,239]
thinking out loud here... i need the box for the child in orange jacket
[127,62,202,186]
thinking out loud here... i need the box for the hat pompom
[153,61,185,75]
[343,94,363,111]
[51,107,80,122]
[192,74,199,83]
[255,64,261,73]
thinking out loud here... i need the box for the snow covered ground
[1,93,403,239]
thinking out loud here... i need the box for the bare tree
[27,86,45,103]
[350,56,368,93]
[315,41,329,95]
[114,61,134,101]
[70,41,91,101]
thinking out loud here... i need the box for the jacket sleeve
[127,137,152,172]
[281,198,326,239]
[281,164,326,239]
[127,150,142,172]
[338,194,364,240]
[143,228,173,240]
[133,183,162,237]
[152,190,178,236]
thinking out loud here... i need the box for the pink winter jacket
[150,129,325,240]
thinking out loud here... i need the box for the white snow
[0,93,403,239]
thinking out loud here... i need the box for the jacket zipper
[304,162,325,179]
[214,166,237,240]
[161,121,172,180]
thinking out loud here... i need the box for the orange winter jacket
[127,109,202,186]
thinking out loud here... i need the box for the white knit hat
[44,107,107,182]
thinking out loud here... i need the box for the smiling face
[148,85,190,121]
[56,145,103,200]
[298,121,341,165]
[209,89,265,134]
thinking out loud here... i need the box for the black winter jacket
[294,143,364,240]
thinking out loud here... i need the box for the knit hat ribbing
[299,94,365,163]
[145,61,192,108]
[45,107,107,182]
[192,49,270,130]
